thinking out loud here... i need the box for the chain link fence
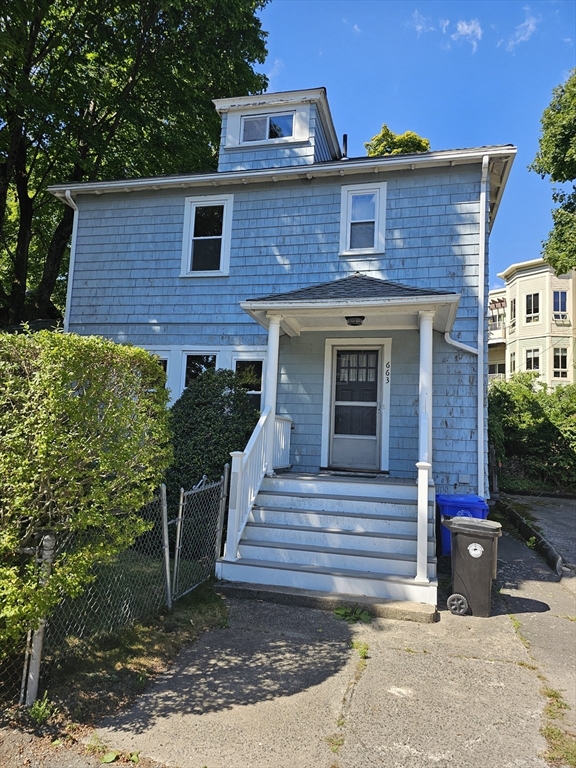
[1,469,228,707]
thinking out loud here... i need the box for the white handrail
[223,406,272,561]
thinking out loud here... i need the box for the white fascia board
[48,146,516,201]
[497,258,547,282]
[213,88,328,114]
[241,294,461,332]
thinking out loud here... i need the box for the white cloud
[342,18,361,34]
[451,19,483,52]
[440,19,450,34]
[506,11,540,51]
[410,9,435,37]
[266,58,284,83]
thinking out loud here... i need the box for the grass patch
[508,614,530,649]
[333,606,373,624]
[326,734,345,753]
[542,724,576,766]
[4,581,228,732]
[542,687,570,720]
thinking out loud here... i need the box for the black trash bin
[442,516,502,617]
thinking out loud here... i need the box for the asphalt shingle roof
[246,273,456,303]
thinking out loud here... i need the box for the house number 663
[385,360,391,384]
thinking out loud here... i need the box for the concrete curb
[215,581,438,623]
[497,498,564,577]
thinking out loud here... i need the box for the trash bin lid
[441,516,502,537]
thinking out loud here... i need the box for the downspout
[443,154,489,498]
[63,190,79,332]
[477,155,490,499]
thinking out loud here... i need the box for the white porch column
[418,311,434,464]
[416,311,434,583]
[264,313,282,475]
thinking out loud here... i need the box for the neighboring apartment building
[488,258,575,385]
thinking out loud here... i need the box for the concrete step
[249,505,434,536]
[244,521,435,556]
[215,581,438,623]
[237,539,436,578]
[217,558,438,604]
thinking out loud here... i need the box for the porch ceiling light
[345,315,365,326]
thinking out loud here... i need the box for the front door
[330,348,381,471]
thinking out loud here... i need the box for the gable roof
[241,273,461,336]
[246,273,455,304]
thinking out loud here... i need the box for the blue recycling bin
[436,494,489,556]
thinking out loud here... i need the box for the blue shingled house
[49,88,515,605]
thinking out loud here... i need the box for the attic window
[241,113,294,143]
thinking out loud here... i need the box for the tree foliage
[365,124,430,157]
[0,331,172,655]
[0,0,268,324]
[166,368,259,501]
[531,69,576,275]
[488,373,576,493]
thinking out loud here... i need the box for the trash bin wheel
[447,593,469,616]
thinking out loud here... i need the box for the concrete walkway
[95,524,576,768]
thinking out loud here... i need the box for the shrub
[166,368,259,500]
[0,331,171,657]
[488,373,576,492]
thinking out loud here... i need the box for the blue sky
[256,0,575,285]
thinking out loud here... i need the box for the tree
[0,0,268,325]
[365,124,430,157]
[166,368,259,501]
[0,331,172,655]
[531,69,576,275]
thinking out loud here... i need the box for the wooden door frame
[321,337,391,471]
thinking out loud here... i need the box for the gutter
[63,190,78,332]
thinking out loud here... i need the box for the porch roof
[241,273,460,336]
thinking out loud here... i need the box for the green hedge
[0,331,171,657]
[165,368,259,502]
[488,373,576,493]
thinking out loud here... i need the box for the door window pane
[335,405,377,436]
[336,350,378,402]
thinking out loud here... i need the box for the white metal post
[264,314,282,475]
[25,532,56,706]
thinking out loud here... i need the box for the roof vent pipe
[341,134,348,159]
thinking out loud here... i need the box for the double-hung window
[525,293,540,323]
[509,298,516,332]
[184,354,217,388]
[234,359,264,410]
[510,351,516,374]
[553,348,568,379]
[241,112,294,143]
[526,349,540,371]
[553,290,568,321]
[340,182,387,254]
[181,195,233,276]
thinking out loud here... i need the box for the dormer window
[241,112,294,143]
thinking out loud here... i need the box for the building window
[553,290,568,321]
[184,354,216,388]
[489,363,506,375]
[181,195,233,276]
[235,359,263,410]
[241,112,294,143]
[525,293,540,323]
[339,182,387,254]
[525,349,540,371]
[509,298,516,332]
[553,348,568,378]
[510,352,516,373]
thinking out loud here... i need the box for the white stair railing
[223,406,272,561]
[273,414,293,469]
[415,412,431,582]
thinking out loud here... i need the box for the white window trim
[553,290,569,322]
[524,292,540,324]
[180,194,233,277]
[553,347,568,378]
[232,352,267,410]
[224,104,310,149]
[181,349,220,393]
[339,182,387,256]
